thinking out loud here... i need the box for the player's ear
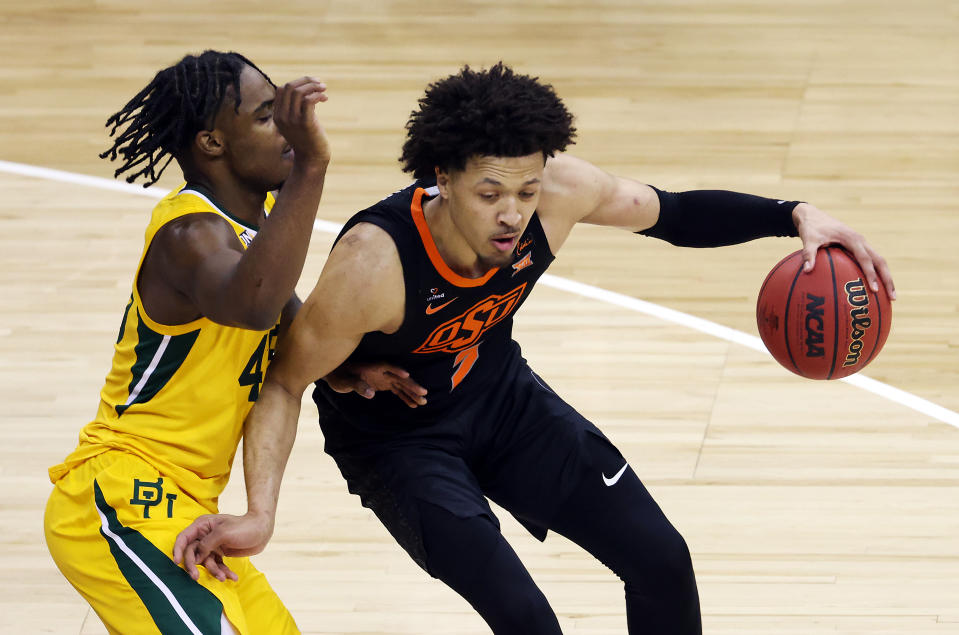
[434,167,451,199]
[195,129,225,158]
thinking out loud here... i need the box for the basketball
[756,246,891,380]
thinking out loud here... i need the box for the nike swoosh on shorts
[602,463,629,486]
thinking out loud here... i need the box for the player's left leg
[228,561,299,635]
[44,450,298,635]
[545,434,701,634]
[479,368,701,634]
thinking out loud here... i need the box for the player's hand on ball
[791,202,896,300]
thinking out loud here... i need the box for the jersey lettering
[267,323,279,361]
[238,334,268,401]
[413,284,527,354]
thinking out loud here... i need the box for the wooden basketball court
[2,1,957,633]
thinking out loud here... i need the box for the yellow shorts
[44,450,299,635]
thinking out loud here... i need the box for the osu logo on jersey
[414,283,527,354]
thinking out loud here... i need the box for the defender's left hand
[792,203,896,300]
[324,361,428,408]
[173,513,273,582]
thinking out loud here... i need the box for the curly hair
[99,50,274,187]
[400,62,576,180]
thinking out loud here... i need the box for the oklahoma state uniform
[313,181,634,562]
[314,181,555,430]
[313,181,699,633]
[45,184,298,635]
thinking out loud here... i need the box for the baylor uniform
[45,184,299,635]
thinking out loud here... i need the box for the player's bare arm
[173,222,406,579]
[538,153,895,299]
[277,292,303,340]
[141,76,332,329]
[536,153,659,251]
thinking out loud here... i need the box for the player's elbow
[241,312,280,332]
[237,302,283,331]
[210,295,283,331]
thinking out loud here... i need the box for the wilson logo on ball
[842,278,872,368]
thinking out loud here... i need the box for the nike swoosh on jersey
[425,297,457,315]
[602,463,629,486]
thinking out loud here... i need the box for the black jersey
[313,180,555,432]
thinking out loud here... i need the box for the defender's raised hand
[273,76,330,164]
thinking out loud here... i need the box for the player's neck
[423,196,493,279]
[185,171,265,227]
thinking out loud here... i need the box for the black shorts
[315,360,628,571]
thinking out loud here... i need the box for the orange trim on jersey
[410,188,498,288]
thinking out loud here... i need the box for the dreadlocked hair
[400,62,576,181]
[99,50,274,187]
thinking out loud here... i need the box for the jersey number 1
[451,343,480,391]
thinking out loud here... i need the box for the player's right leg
[326,440,561,635]
[44,450,298,635]
[417,501,562,634]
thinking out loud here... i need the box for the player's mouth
[491,234,517,252]
[281,145,294,160]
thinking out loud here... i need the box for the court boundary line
[3,159,956,430]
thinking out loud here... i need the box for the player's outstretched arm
[541,154,895,299]
[174,222,405,580]
[172,304,352,580]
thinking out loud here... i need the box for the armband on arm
[638,187,801,247]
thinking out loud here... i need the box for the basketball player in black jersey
[176,63,896,633]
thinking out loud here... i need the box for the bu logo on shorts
[130,477,177,518]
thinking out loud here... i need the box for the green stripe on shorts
[93,480,224,634]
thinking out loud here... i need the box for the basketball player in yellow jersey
[43,50,331,635]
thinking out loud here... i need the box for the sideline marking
[3,159,955,429]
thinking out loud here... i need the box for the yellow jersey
[49,183,280,507]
